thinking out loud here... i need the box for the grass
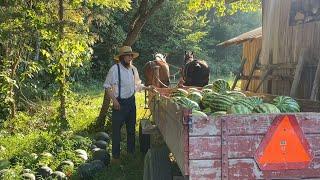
[0,81,149,179]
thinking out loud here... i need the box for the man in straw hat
[103,46,153,164]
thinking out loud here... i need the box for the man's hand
[113,99,120,110]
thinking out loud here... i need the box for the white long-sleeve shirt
[103,63,145,99]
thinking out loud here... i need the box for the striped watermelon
[224,91,246,99]
[201,92,220,109]
[192,109,208,119]
[203,84,213,89]
[201,88,213,95]
[176,97,200,110]
[253,103,281,113]
[211,111,227,116]
[171,88,188,97]
[233,99,255,110]
[187,92,202,104]
[210,95,235,112]
[227,104,251,114]
[188,88,201,93]
[247,96,264,106]
[212,79,231,93]
[272,96,300,112]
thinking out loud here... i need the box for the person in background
[103,46,152,164]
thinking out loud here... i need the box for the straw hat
[114,46,139,61]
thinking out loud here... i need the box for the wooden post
[310,59,320,101]
[231,57,246,90]
[255,67,273,93]
[290,49,306,97]
[245,49,261,91]
[153,66,160,87]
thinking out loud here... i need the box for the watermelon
[201,92,220,109]
[22,173,36,180]
[201,88,213,95]
[224,91,246,99]
[203,84,213,89]
[23,169,32,174]
[171,88,188,97]
[202,108,211,114]
[212,79,231,93]
[247,96,264,106]
[92,149,110,165]
[90,160,106,173]
[187,92,202,104]
[253,103,281,113]
[227,104,251,114]
[272,96,300,112]
[37,166,53,178]
[77,154,88,161]
[176,97,200,110]
[191,110,208,119]
[57,160,74,173]
[75,149,87,157]
[95,140,107,150]
[188,87,201,93]
[210,95,235,112]
[52,171,66,180]
[211,111,227,116]
[95,132,110,142]
[233,99,255,110]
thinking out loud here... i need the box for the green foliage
[188,0,261,15]
[200,10,262,78]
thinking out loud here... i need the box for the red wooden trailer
[144,88,320,179]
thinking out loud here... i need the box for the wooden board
[150,95,189,175]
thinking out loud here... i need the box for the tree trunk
[58,0,69,128]
[96,89,110,129]
[9,58,19,118]
[97,0,165,126]
[123,0,165,46]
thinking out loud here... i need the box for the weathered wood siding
[241,38,263,92]
[261,0,320,99]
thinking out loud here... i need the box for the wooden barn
[219,0,320,101]
[218,27,262,93]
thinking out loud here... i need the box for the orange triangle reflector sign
[254,115,313,170]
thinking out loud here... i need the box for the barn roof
[217,27,262,47]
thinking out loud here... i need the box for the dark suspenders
[117,63,135,99]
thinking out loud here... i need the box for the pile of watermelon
[170,79,301,116]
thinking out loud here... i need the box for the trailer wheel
[139,120,150,154]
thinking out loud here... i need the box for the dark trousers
[111,95,136,159]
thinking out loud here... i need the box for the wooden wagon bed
[148,88,320,179]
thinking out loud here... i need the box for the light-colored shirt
[103,63,145,99]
